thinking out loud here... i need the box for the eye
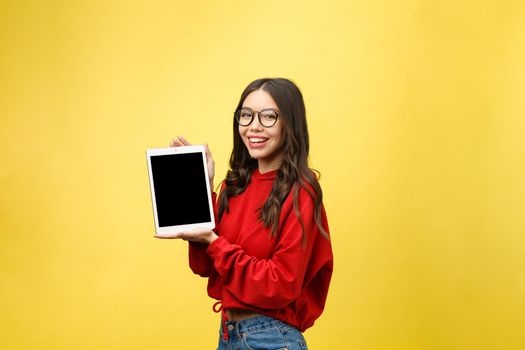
[240,111,253,119]
[262,114,277,120]
[261,111,277,121]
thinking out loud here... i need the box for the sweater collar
[252,168,278,181]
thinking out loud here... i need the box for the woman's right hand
[170,136,215,189]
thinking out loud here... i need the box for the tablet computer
[146,145,215,236]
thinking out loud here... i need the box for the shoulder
[281,172,324,215]
[298,170,324,204]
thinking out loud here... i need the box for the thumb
[205,144,214,161]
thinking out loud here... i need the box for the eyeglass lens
[237,108,278,127]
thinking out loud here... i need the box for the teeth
[249,138,267,143]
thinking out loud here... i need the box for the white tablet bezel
[146,145,215,236]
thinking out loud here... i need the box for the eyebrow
[241,106,279,111]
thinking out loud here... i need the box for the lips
[247,136,269,148]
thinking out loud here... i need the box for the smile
[249,137,268,143]
[248,137,269,148]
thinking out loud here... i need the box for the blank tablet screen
[149,152,211,227]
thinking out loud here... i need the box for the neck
[258,154,283,174]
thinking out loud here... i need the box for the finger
[172,138,184,147]
[205,144,214,161]
[155,233,181,239]
[175,229,209,240]
[174,231,193,240]
[178,136,192,146]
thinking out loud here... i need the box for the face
[238,89,285,172]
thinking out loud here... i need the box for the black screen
[150,152,211,227]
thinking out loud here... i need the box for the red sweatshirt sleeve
[188,191,219,277]
[206,189,324,309]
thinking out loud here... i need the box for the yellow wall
[1,1,524,349]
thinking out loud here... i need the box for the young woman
[159,78,333,350]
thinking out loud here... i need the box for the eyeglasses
[235,107,280,128]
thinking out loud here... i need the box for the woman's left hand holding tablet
[155,228,218,244]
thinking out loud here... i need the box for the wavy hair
[218,78,328,242]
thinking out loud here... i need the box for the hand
[155,228,218,244]
[170,135,215,188]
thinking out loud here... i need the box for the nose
[249,112,263,131]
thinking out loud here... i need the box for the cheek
[272,125,285,146]
[276,133,285,148]
[238,126,250,146]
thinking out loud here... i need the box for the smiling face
[238,89,285,173]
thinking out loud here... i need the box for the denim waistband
[222,315,289,338]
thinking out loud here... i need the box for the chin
[248,150,266,159]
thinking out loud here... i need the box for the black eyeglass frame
[234,107,280,128]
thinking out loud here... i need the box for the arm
[206,190,325,309]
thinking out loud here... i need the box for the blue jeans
[216,315,308,350]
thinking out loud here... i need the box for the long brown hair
[218,78,328,242]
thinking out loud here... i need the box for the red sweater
[188,169,333,332]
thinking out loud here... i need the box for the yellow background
[1,0,524,349]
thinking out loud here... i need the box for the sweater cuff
[206,236,229,260]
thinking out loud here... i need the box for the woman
[160,78,333,350]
